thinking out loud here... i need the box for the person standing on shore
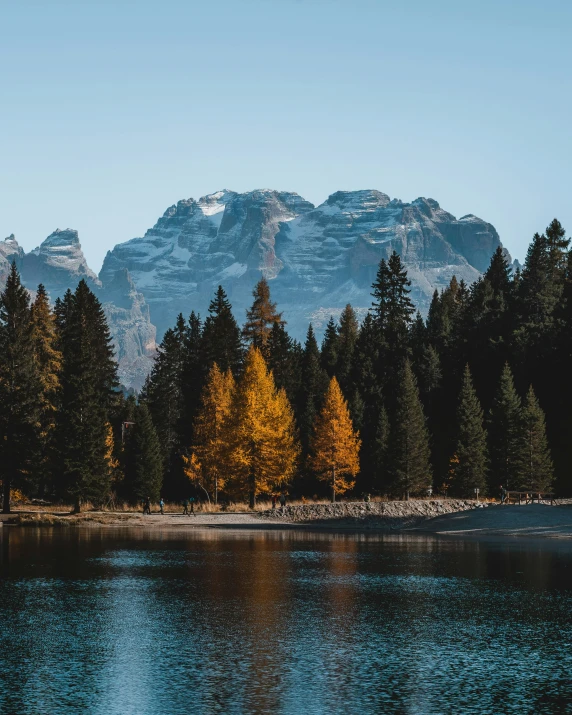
[280,494,286,509]
[189,497,195,514]
[183,499,189,515]
[144,497,151,515]
[159,498,164,515]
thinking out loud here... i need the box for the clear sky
[1,0,571,271]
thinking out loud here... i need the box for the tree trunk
[214,475,218,506]
[2,478,10,514]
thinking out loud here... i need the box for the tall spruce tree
[123,402,163,503]
[144,325,186,497]
[54,280,118,510]
[267,322,301,404]
[201,286,243,374]
[388,360,431,499]
[320,317,339,377]
[0,264,41,511]
[488,364,522,493]
[178,311,203,452]
[335,304,359,395]
[296,324,328,452]
[517,386,553,492]
[451,365,488,497]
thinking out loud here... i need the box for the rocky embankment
[259,499,479,529]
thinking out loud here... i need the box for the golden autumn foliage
[222,346,299,506]
[310,376,361,500]
[182,452,212,502]
[192,363,235,503]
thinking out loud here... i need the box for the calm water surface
[1,527,572,714]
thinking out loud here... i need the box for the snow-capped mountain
[1,188,504,389]
[100,189,502,339]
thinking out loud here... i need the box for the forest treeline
[0,219,570,511]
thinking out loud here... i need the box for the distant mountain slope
[0,230,156,391]
[100,189,503,339]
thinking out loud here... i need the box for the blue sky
[1,0,571,271]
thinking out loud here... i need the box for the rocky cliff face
[2,188,504,389]
[99,269,157,392]
[0,230,156,391]
[0,235,24,284]
[100,189,502,338]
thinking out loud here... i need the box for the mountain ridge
[1,188,506,389]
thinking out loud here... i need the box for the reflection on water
[1,528,572,715]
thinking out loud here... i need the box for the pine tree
[30,284,62,495]
[517,386,553,492]
[267,322,300,404]
[0,264,41,512]
[54,280,118,510]
[320,317,339,377]
[451,365,488,497]
[223,347,299,507]
[144,326,185,496]
[242,278,284,358]
[388,361,431,499]
[192,363,235,503]
[488,364,522,493]
[335,304,359,394]
[296,324,329,452]
[310,377,361,501]
[201,286,243,374]
[123,403,163,503]
[178,311,203,450]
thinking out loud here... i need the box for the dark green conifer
[123,402,163,503]
[388,360,432,499]
[451,365,488,497]
[335,304,359,394]
[54,280,118,510]
[517,386,553,492]
[267,322,300,404]
[201,286,243,375]
[488,364,522,493]
[0,264,41,512]
[320,317,339,377]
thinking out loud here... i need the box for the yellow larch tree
[310,376,361,502]
[192,363,235,503]
[223,346,299,507]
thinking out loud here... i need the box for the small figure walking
[183,499,189,515]
[279,493,286,509]
[500,485,507,505]
[159,498,165,515]
[189,497,195,514]
[144,496,151,515]
[271,495,277,510]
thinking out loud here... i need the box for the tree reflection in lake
[1,528,572,714]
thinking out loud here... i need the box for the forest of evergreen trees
[1,218,570,512]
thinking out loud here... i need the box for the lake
[1,527,572,714]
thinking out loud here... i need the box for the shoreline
[2,501,572,539]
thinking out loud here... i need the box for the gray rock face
[0,235,24,283]
[21,229,101,295]
[100,189,503,338]
[1,229,157,391]
[99,269,157,392]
